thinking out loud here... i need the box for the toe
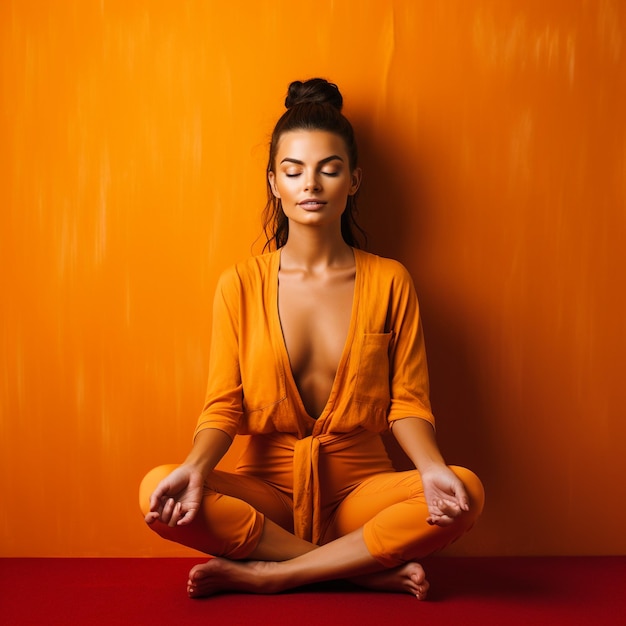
[417,581,429,600]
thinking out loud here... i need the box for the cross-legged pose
[140,78,485,600]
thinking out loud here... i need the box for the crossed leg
[140,464,483,599]
[186,519,429,599]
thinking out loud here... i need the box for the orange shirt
[195,247,434,439]
[194,248,435,542]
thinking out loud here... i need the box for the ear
[268,171,281,198]
[349,167,362,196]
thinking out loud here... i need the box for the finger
[427,497,451,516]
[432,496,464,517]
[144,511,160,525]
[448,480,470,511]
[148,482,171,512]
[168,501,183,527]
[427,499,459,524]
[439,500,462,517]
[458,493,470,512]
[148,490,162,513]
[177,503,199,526]
[161,497,176,524]
[177,507,197,526]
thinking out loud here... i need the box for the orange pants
[139,432,484,567]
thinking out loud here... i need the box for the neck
[280,223,353,272]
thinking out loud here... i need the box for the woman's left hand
[420,464,470,526]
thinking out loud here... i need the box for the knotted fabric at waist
[291,428,386,544]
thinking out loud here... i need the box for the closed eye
[283,170,340,178]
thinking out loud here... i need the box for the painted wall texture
[1,0,625,557]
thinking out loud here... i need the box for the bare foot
[187,558,429,600]
[351,562,430,600]
[187,558,284,598]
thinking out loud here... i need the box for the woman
[140,78,484,599]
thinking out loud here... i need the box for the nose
[303,170,321,192]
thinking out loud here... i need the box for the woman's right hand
[145,464,205,527]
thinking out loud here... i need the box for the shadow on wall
[353,111,497,492]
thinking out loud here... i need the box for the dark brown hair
[262,78,366,251]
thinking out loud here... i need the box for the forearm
[391,417,446,474]
[184,428,233,477]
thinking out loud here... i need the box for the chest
[277,270,355,381]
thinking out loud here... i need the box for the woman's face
[268,130,361,231]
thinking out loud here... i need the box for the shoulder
[216,250,279,294]
[355,249,415,288]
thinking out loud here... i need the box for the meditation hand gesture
[145,465,205,528]
[420,464,470,527]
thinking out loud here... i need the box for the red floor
[1,557,624,625]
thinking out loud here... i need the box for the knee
[138,464,179,516]
[450,465,485,521]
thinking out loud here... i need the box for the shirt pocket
[353,332,392,408]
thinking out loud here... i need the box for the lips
[298,199,327,210]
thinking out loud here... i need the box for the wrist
[182,453,213,479]
[417,458,447,476]
[184,427,232,477]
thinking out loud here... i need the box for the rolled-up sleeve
[386,266,435,430]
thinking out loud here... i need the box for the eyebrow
[279,155,344,166]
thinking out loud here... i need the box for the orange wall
[2,0,625,557]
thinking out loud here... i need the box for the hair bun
[285,78,343,111]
